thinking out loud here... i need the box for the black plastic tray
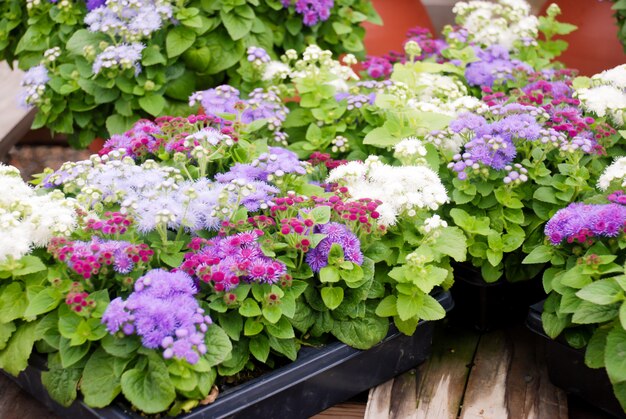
[451,263,544,332]
[2,291,454,419]
[526,301,626,418]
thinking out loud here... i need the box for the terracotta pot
[538,0,626,75]
[87,137,105,154]
[363,0,435,56]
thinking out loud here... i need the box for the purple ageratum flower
[247,46,271,64]
[450,112,487,134]
[284,0,334,26]
[92,43,145,76]
[197,85,241,117]
[86,0,106,11]
[306,222,363,272]
[545,202,626,245]
[241,88,288,127]
[218,147,306,184]
[101,269,212,364]
[465,45,533,88]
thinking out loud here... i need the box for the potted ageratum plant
[525,157,626,417]
[9,0,379,148]
[0,111,462,418]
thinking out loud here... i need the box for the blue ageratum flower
[306,222,363,272]
[102,269,212,364]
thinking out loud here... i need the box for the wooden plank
[415,326,480,419]
[459,331,510,419]
[0,62,36,158]
[504,327,568,419]
[313,402,366,419]
[365,325,480,419]
[0,374,58,419]
[460,328,568,419]
[364,377,394,419]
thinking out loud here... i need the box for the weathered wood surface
[0,62,36,158]
[0,373,58,419]
[366,325,569,419]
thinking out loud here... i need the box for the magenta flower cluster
[49,237,153,279]
[102,269,212,364]
[180,231,288,292]
[544,202,626,245]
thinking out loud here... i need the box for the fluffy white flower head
[598,156,626,191]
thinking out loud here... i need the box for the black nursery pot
[526,301,626,419]
[2,291,454,419]
[450,263,545,332]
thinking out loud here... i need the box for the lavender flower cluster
[189,85,289,145]
[102,269,212,364]
[180,231,288,291]
[216,147,307,185]
[84,0,173,75]
[465,45,532,88]
[544,202,626,245]
[281,0,334,26]
[445,103,596,181]
[306,222,363,272]
[19,65,49,107]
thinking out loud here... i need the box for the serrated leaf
[321,286,343,310]
[121,357,176,414]
[81,348,123,407]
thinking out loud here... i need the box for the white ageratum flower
[576,85,626,127]
[593,64,626,89]
[453,0,538,49]
[263,61,291,81]
[327,159,449,227]
[423,214,448,233]
[0,165,78,263]
[598,156,626,191]
[394,137,428,166]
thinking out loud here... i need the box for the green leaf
[397,292,421,321]
[59,337,90,368]
[204,325,232,367]
[101,334,141,358]
[262,305,282,324]
[416,294,446,321]
[265,316,295,339]
[218,339,249,375]
[394,316,419,335]
[81,348,124,407]
[577,279,623,305]
[321,286,344,310]
[239,298,262,317]
[522,245,553,264]
[375,295,398,317]
[319,266,340,283]
[249,334,270,363]
[541,310,569,339]
[12,256,46,276]
[585,327,608,369]
[24,287,62,318]
[0,320,38,376]
[309,205,331,224]
[217,312,243,341]
[220,6,255,40]
[166,26,197,58]
[0,322,16,351]
[431,227,467,261]
[41,353,82,407]
[142,45,167,66]
[331,314,389,350]
[533,186,558,204]
[572,301,620,324]
[0,283,28,322]
[605,328,626,383]
[244,317,264,336]
[138,94,166,117]
[121,356,176,414]
[268,336,298,361]
[65,29,106,56]
[362,127,397,148]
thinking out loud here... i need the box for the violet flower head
[544,202,626,245]
[86,0,106,11]
[363,56,392,79]
[292,0,334,26]
[306,222,363,272]
[465,45,533,88]
[102,269,212,365]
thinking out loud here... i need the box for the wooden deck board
[0,62,36,158]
